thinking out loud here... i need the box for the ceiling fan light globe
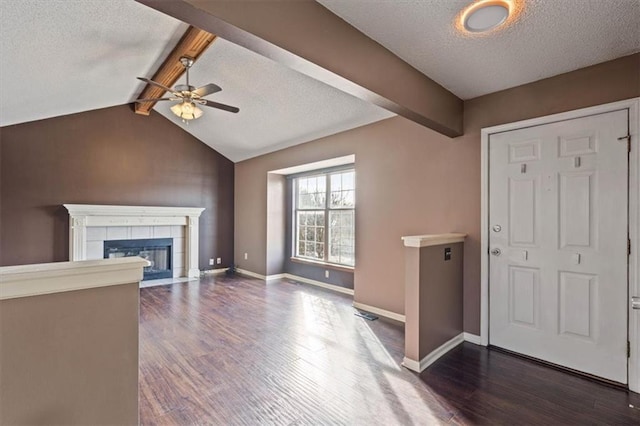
[182,102,194,114]
[170,101,203,121]
[170,103,183,117]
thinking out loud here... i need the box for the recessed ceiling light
[461,1,511,33]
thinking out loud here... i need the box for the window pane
[297,175,326,209]
[298,178,308,196]
[342,171,355,190]
[330,171,355,208]
[331,174,341,192]
[328,210,355,266]
[295,210,324,261]
[317,176,326,192]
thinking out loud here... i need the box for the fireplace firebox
[104,238,173,280]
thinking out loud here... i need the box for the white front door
[489,109,629,383]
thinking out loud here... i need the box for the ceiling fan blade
[137,77,175,93]
[193,83,222,97]
[135,98,175,103]
[201,99,239,113]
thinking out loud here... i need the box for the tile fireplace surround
[63,205,205,278]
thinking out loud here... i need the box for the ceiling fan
[135,56,239,122]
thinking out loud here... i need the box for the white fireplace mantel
[63,204,205,278]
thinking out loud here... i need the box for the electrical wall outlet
[217,258,221,264]
[209,258,214,266]
[325,270,329,278]
[244,253,248,260]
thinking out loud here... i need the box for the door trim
[480,97,640,393]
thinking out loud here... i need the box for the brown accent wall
[0,283,139,425]
[404,242,464,362]
[234,54,639,333]
[0,105,234,269]
[418,243,464,358]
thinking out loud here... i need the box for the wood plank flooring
[139,275,640,425]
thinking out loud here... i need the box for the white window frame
[293,168,355,268]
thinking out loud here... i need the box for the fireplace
[64,205,205,278]
[104,238,173,280]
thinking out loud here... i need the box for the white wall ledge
[64,204,205,218]
[402,233,467,248]
[0,257,150,300]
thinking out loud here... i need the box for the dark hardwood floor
[139,275,640,425]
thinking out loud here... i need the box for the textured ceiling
[318,0,640,99]
[0,0,392,162]
[3,0,637,162]
[0,0,186,126]
[152,38,393,162]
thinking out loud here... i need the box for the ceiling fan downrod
[180,56,194,90]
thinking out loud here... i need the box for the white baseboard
[402,332,464,373]
[284,273,355,295]
[140,277,197,288]
[202,268,228,275]
[235,268,267,280]
[233,269,355,295]
[266,273,286,281]
[463,332,482,345]
[353,302,405,323]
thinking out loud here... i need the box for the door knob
[491,248,502,256]
[493,225,502,232]
[633,296,640,310]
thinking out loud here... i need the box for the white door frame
[480,97,640,393]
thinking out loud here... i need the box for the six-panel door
[489,109,629,383]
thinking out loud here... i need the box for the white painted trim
[463,332,482,345]
[284,273,355,295]
[63,204,205,217]
[481,130,490,347]
[402,233,467,248]
[140,277,197,288]
[353,301,405,322]
[400,357,422,372]
[402,332,464,372]
[233,269,356,295]
[480,97,640,392]
[269,154,355,175]
[0,257,149,300]
[203,268,229,275]
[628,99,640,394]
[236,268,266,280]
[266,273,286,281]
[63,204,205,278]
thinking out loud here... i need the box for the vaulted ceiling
[1,0,638,162]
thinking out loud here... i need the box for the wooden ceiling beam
[135,25,216,116]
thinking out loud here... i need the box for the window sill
[289,257,354,273]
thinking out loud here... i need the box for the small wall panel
[559,172,596,249]
[559,271,597,340]
[509,266,539,327]
[509,178,538,247]
[559,134,597,157]
[509,140,541,163]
